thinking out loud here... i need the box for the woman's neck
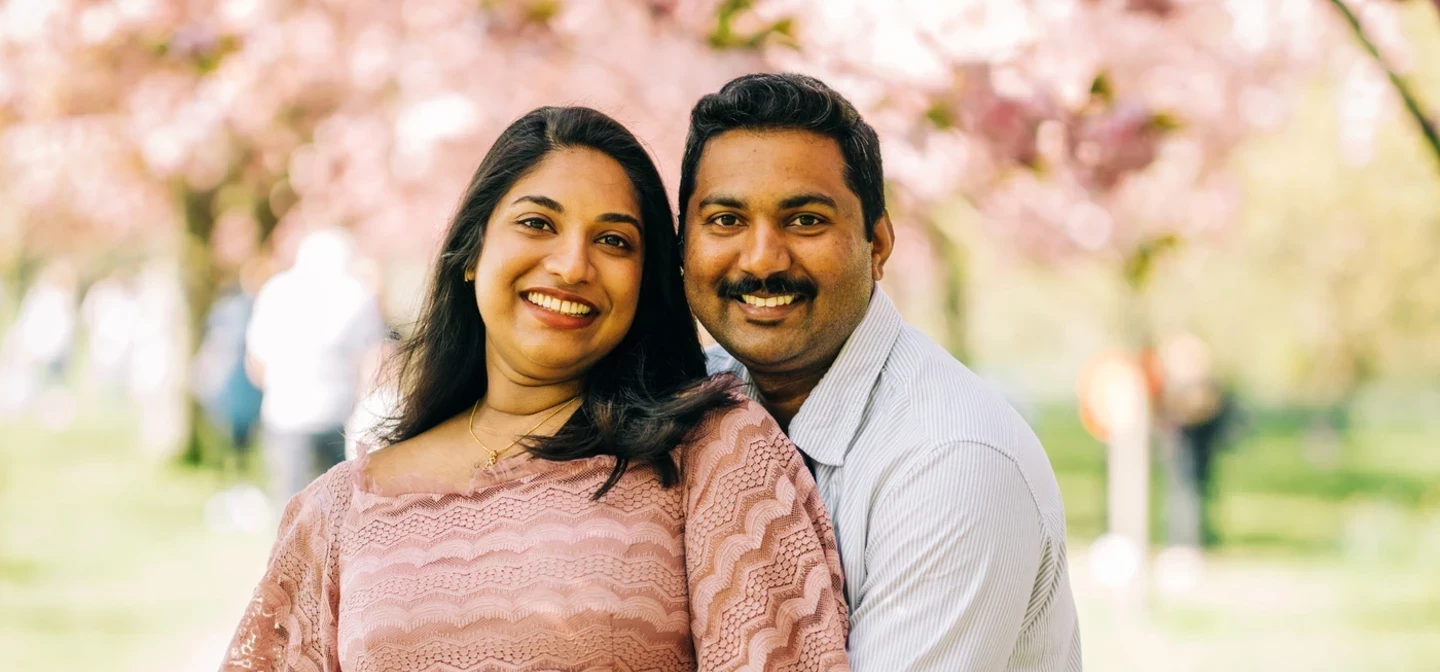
[481,361,585,417]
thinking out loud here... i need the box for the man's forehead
[701,128,843,164]
[693,129,853,203]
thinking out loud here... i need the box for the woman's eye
[519,217,553,231]
[597,234,631,249]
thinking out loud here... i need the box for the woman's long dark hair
[379,106,736,498]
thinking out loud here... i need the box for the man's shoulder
[885,325,1036,452]
[877,325,1067,530]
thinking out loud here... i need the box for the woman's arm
[220,468,347,672]
[683,398,850,671]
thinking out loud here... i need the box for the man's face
[682,128,893,377]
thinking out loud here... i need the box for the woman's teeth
[740,294,797,307]
[526,292,593,317]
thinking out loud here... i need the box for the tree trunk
[922,216,970,362]
[176,184,220,465]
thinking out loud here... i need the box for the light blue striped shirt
[707,288,1082,671]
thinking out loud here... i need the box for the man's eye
[793,214,822,227]
[597,234,631,249]
[711,214,741,227]
[519,217,553,231]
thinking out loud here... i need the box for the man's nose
[736,222,791,280]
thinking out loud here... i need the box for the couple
[222,74,1080,672]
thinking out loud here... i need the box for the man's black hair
[678,72,886,240]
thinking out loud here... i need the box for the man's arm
[849,441,1048,672]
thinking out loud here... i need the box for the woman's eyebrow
[598,212,642,229]
[512,194,564,211]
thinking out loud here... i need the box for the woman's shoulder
[684,373,770,430]
[356,432,426,484]
[299,458,363,501]
[272,458,360,535]
[682,377,794,468]
[353,423,478,496]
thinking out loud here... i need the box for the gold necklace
[468,396,579,468]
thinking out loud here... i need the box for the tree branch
[1327,0,1440,174]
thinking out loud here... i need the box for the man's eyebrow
[598,212,642,229]
[778,193,838,211]
[698,194,746,210]
[513,195,564,212]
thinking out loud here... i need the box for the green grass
[1036,406,1440,670]
[3,397,1439,671]
[0,399,270,672]
[1035,407,1440,557]
[1075,558,1440,671]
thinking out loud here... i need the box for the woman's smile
[521,288,600,330]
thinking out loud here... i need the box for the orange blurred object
[1077,350,1150,442]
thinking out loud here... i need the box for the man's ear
[870,212,895,282]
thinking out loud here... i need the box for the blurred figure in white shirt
[246,228,386,505]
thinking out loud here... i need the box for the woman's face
[472,147,645,384]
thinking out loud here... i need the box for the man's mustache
[716,274,818,300]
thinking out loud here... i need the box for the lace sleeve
[683,399,851,671]
[220,466,350,672]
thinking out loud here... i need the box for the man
[246,228,386,505]
[679,73,1082,671]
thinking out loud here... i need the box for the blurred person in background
[80,270,139,395]
[221,106,848,671]
[193,259,267,455]
[127,259,191,455]
[681,73,1079,671]
[244,227,386,506]
[0,260,79,423]
[1158,332,1239,552]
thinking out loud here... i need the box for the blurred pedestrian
[1158,332,1237,550]
[245,228,386,506]
[193,260,266,454]
[128,260,190,456]
[81,271,139,395]
[17,262,79,382]
[0,261,79,423]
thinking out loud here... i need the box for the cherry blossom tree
[1328,0,1440,172]
[0,0,763,457]
[0,0,1423,456]
[709,0,1425,354]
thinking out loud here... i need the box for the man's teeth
[526,292,593,317]
[740,294,797,308]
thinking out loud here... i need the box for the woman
[221,107,850,671]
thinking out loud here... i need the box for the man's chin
[717,335,809,372]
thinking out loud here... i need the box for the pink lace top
[221,395,850,671]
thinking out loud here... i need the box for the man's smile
[731,292,805,323]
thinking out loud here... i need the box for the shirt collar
[785,287,903,467]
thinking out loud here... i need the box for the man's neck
[749,367,829,432]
